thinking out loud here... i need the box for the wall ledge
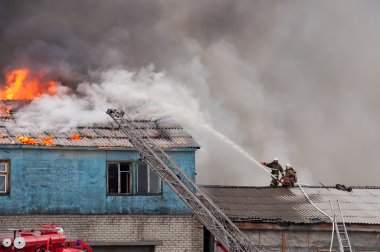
[88,240,163,246]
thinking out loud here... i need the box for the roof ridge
[199,184,380,189]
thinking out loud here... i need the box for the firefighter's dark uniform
[264,161,283,187]
[283,167,297,187]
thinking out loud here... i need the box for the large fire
[0,68,59,100]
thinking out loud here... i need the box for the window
[137,162,162,194]
[107,162,132,194]
[0,161,9,194]
[107,161,162,196]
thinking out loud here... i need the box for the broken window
[137,162,162,194]
[107,162,132,194]
[0,161,9,194]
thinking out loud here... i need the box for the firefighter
[261,158,283,187]
[282,164,297,187]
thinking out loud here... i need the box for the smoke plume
[1,0,380,186]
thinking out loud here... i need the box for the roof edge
[199,184,380,190]
[0,145,199,151]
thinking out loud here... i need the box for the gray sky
[1,1,380,186]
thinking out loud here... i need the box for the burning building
[2,67,380,252]
[0,69,203,252]
[0,111,204,251]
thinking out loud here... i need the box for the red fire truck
[0,225,92,252]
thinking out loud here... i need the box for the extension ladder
[106,109,258,252]
[330,200,352,252]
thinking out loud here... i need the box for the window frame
[0,160,10,195]
[106,161,163,196]
[136,162,162,195]
[106,161,133,196]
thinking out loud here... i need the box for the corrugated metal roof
[0,115,200,149]
[200,185,380,225]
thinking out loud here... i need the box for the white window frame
[107,162,132,195]
[136,162,162,195]
[0,161,9,194]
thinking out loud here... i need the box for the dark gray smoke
[1,0,379,186]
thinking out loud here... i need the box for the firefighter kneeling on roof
[261,158,283,187]
[282,164,297,187]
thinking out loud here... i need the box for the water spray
[201,123,283,183]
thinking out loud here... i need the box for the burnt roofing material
[200,185,380,225]
[0,102,199,149]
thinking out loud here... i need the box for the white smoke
[16,65,203,129]
[3,1,380,186]
[15,41,312,186]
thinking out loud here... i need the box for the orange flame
[0,68,59,100]
[16,136,39,145]
[0,106,12,116]
[72,134,81,141]
[41,136,55,146]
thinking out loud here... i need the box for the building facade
[0,115,203,252]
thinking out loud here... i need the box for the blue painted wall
[0,146,197,215]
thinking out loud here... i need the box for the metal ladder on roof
[106,109,258,252]
[330,200,353,252]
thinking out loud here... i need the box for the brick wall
[244,230,380,252]
[0,215,204,252]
